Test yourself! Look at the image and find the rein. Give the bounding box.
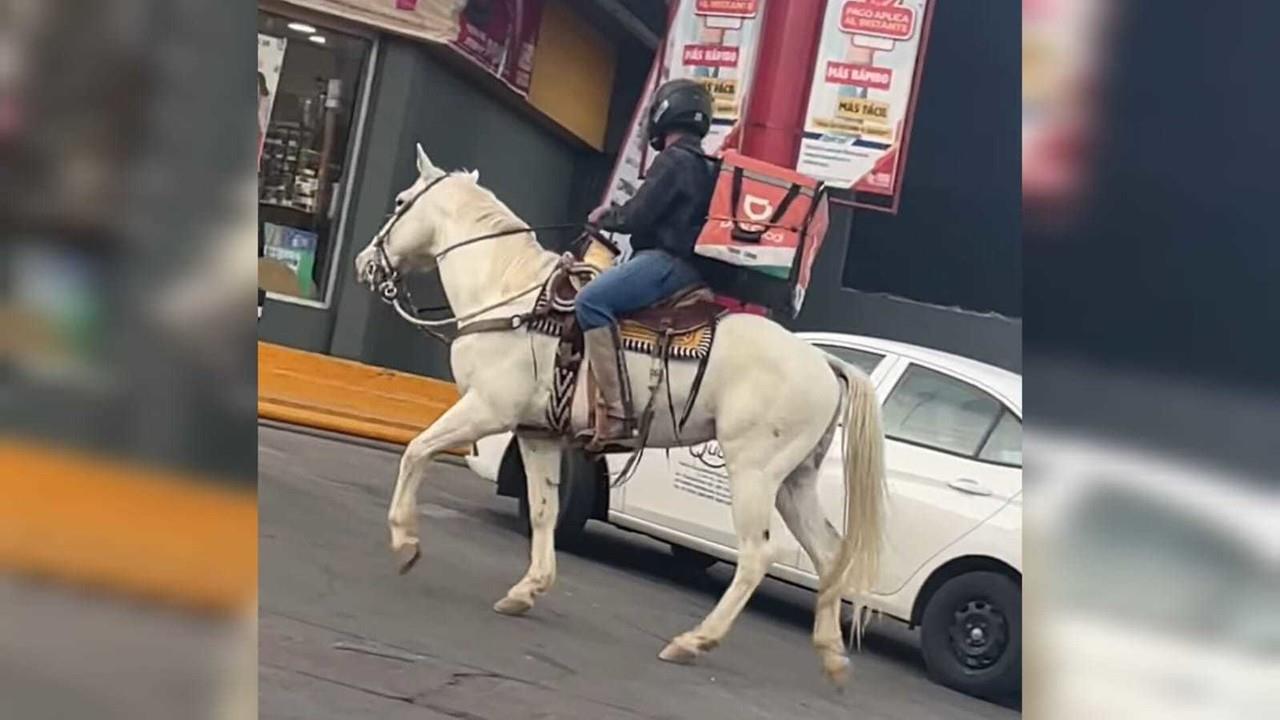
[363,172,583,343]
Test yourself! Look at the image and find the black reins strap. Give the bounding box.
[456,313,532,337]
[376,220,586,344]
[433,223,583,263]
[370,169,592,345]
[373,171,580,265]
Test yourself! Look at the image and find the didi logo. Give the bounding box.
[741,194,774,222]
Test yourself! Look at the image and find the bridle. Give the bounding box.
[361,172,582,342]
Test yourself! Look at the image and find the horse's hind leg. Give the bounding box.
[775,428,851,685]
[659,462,783,665]
[494,435,561,616]
[388,393,505,573]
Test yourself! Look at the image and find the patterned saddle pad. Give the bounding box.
[528,257,729,437]
[530,258,727,360]
[617,301,725,360]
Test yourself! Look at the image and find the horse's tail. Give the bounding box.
[820,359,887,613]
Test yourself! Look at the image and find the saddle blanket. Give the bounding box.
[528,314,716,360]
[528,255,726,438]
[566,324,716,436]
[619,321,715,360]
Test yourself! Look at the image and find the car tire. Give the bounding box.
[920,571,1021,699]
[515,447,597,545]
[669,544,717,571]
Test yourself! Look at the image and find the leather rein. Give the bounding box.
[361,172,584,344]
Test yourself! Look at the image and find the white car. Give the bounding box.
[1028,430,1279,720]
[468,332,1022,698]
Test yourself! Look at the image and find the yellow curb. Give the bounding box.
[257,342,464,452]
[0,440,256,614]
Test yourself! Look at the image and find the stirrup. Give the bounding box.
[585,436,642,454]
[580,416,638,453]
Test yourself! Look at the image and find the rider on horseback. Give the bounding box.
[579,79,717,449]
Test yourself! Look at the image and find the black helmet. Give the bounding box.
[647,79,713,151]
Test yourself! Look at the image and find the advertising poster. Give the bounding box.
[598,56,661,259]
[1022,0,1108,215]
[797,0,932,203]
[11,243,103,379]
[451,0,546,95]
[280,2,539,94]
[281,1,464,45]
[262,222,319,299]
[663,0,766,154]
[256,34,288,168]
[602,0,765,257]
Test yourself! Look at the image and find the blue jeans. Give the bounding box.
[576,250,702,330]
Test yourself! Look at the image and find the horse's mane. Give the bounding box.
[438,170,556,293]
[444,170,527,235]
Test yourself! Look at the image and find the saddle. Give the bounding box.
[529,234,728,447]
[620,285,722,358]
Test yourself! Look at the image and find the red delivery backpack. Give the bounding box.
[691,150,831,317]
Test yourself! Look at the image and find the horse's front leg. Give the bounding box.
[494,435,561,616]
[389,393,505,573]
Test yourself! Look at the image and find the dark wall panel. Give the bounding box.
[257,299,332,353]
[798,207,1021,372]
[333,39,591,381]
[841,0,1021,318]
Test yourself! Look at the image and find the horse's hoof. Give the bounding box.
[394,541,421,575]
[821,653,850,689]
[658,639,700,665]
[493,595,533,616]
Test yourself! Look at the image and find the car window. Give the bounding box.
[883,364,1002,457]
[814,344,884,375]
[1061,487,1259,639]
[979,410,1022,466]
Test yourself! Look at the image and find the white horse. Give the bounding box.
[354,145,886,684]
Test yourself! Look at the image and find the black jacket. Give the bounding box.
[596,135,715,258]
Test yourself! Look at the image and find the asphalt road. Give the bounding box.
[1,579,237,720]
[260,425,1018,720]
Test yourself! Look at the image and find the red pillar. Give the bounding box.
[740,0,827,168]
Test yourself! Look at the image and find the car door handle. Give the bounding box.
[948,478,994,496]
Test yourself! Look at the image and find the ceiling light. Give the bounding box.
[308,35,326,45]
[287,22,317,34]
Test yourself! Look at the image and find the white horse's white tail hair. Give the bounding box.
[819,360,887,624]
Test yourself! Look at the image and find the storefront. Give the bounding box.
[257,9,376,307]
[257,0,640,377]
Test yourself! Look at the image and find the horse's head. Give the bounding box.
[354,143,482,290]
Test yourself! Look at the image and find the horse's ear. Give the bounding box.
[415,143,436,176]
[467,169,479,183]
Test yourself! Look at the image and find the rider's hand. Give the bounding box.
[588,204,611,226]
[720,122,741,153]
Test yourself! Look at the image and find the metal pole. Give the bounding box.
[739,0,826,167]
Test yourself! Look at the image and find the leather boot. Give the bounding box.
[583,326,634,450]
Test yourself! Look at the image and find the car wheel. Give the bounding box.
[921,571,1021,699]
[669,544,717,571]
[515,448,597,545]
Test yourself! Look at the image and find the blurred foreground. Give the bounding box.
[1,1,256,718]
[1,580,256,720]
[1024,1,1279,718]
